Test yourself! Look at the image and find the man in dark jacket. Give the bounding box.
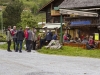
[46,29,53,44]
[16,27,24,53]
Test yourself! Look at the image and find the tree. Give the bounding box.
[3,0,24,28]
[31,4,38,14]
[39,0,49,9]
[18,10,38,28]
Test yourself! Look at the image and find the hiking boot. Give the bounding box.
[19,50,22,53]
[27,50,31,52]
[7,50,12,52]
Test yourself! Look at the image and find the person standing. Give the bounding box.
[32,28,37,50]
[16,27,24,53]
[11,26,17,51]
[45,29,53,44]
[6,26,12,52]
[24,26,29,51]
[39,32,45,49]
[27,27,32,52]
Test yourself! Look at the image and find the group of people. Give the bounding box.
[6,26,58,52]
[6,26,27,52]
[63,30,96,49]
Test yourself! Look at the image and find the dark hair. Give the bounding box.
[20,27,22,30]
[33,26,35,29]
[8,26,11,28]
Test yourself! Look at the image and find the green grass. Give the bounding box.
[0,43,11,50]
[0,42,25,50]
[38,46,100,58]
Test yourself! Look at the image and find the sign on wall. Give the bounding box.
[70,21,91,26]
[94,33,99,41]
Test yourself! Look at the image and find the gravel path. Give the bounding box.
[0,50,100,75]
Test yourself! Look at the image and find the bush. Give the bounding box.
[0,33,6,42]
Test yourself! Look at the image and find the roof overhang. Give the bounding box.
[38,22,46,25]
[79,7,100,11]
[38,0,65,12]
[59,9,98,17]
[43,23,65,29]
[38,0,54,12]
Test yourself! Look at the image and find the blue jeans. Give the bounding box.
[13,38,17,50]
[16,40,23,52]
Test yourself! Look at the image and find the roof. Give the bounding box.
[60,9,98,17]
[38,0,54,12]
[43,23,65,29]
[59,0,100,9]
[39,0,64,12]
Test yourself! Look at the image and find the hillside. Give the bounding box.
[0,0,50,9]
[0,0,50,22]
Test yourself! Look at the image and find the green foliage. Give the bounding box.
[3,0,24,28]
[0,33,6,42]
[1,0,50,28]
[38,46,100,58]
[38,0,49,9]
[31,4,38,14]
[18,10,38,28]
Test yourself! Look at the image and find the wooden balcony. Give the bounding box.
[51,10,60,16]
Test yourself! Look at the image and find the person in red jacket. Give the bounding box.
[24,26,29,50]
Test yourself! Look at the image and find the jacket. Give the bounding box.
[27,30,32,40]
[46,32,53,41]
[32,32,37,41]
[11,29,17,38]
[24,30,28,39]
[6,30,12,41]
[16,30,24,41]
[52,34,57,40]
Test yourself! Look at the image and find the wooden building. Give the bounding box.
[59,0,100,40]
[39,0,68,23]
[39,0,100,41]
